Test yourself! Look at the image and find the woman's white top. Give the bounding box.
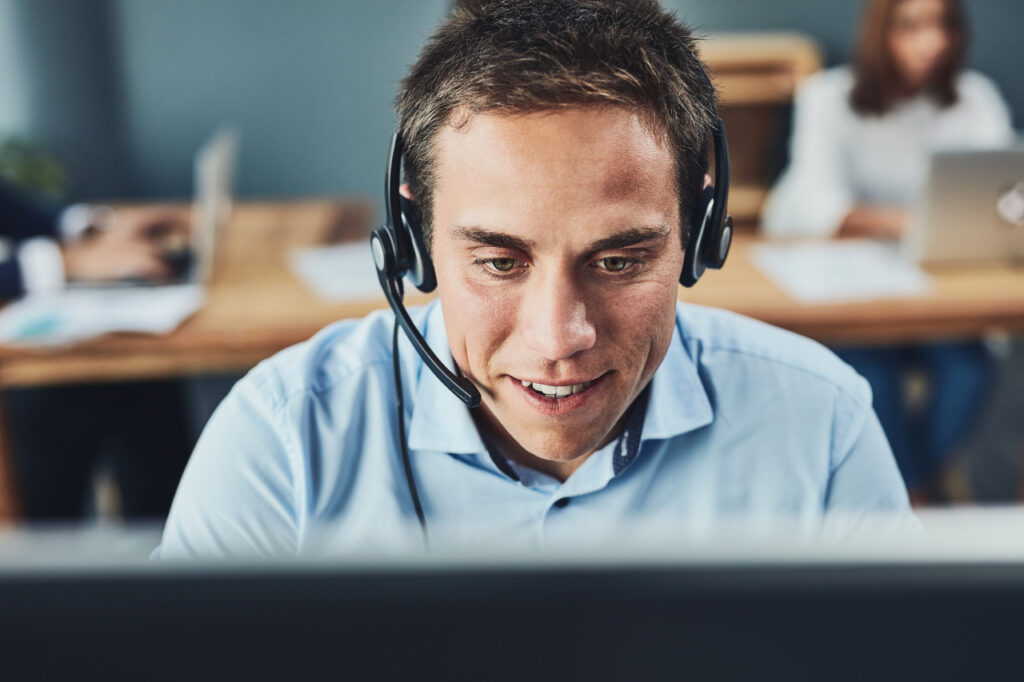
[761,67,1015,237]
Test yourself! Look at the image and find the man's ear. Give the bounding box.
[400,183,415,201]
[703,174,712,190]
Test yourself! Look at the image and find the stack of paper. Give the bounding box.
[289,242,382,302]
[750,240,932,304]
[0,284,204,347]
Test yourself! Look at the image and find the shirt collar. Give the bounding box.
[407,301,488,455]
[638,310,714,441]
[406,301,713,453]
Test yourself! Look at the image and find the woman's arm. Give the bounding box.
[837,205,909,240]
[761,71,855,238]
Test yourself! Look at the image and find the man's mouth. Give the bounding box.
[519,379,593,399]
[508,374,606,416]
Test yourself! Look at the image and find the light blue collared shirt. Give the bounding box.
[158,301,909,558]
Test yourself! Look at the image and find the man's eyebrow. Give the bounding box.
[452,226,534,251]
[586,226,670,252]
[451,225,670,253]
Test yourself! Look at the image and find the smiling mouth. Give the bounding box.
[519,378,594,399]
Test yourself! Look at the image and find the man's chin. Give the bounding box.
[506,429,603,463]
[476,392,620,462]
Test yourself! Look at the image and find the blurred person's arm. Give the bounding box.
[60,205,191,284]
[0,179,63,296]
[1,179,189,297]
[831,73,1016,242]
[836,205,908,240]
[761,70,855,238]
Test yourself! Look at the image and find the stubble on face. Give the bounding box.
[428,107,684,480]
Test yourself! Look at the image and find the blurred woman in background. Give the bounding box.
[763,0,1014,500]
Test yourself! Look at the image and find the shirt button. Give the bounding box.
[553,497,570,509]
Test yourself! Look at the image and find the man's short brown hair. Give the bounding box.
[397,0,718,251]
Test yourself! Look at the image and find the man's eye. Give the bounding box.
[487,258,517,272]
[597,257,632,272]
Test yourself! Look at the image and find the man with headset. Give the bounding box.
[159,0,909,557]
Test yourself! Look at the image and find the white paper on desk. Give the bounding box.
[750,240,932,304]
[0,284,204,347]
[289,242,381,302]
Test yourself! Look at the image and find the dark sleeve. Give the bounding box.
[0,179,62,240]
[0,179,63,299]
[0,259,26,299]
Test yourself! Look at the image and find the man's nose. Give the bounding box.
[519,267,597,361]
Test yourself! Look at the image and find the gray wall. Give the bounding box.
[1,0,125,198]
[0,0,29,134]
[3,0,1021,207]
[110,0,449,203]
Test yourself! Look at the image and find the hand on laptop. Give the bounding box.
[838,206,909,240]
[61,205,193,283]
[109,205,192,244]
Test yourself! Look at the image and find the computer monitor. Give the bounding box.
[1,554,1022,679]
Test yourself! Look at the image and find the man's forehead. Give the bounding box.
[433,109,674,197]
[429,107,679,251]
[435,107,669,162]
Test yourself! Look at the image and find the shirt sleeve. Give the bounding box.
[157,365,301,560]
[0,181,66,297]
[824,378,911,514]
[0,179,62,240]
[0,201,116,297]
[15,237,65,295]
[761,72,855,238]
[957,72,1015,148]
[816,376,918,543]
[58,203,114,242]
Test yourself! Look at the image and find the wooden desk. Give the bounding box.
[2,200,1024,519]
[0,200,388,388]
[683,236,1024,345]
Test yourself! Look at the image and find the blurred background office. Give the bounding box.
[0,0,1021,521]
[762,0,1014,503]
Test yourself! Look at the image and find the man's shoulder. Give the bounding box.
[244,305,414,408]
[676,302,868,402]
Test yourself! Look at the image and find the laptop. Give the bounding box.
[904,147,1024,266]
[68,128,238,288]
[188,127,238,284]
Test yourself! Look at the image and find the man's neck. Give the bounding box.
[470,408,628,484]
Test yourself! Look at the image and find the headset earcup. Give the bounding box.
[680,186,715,287]
[704,214,733,270]
[400,195,437,293]
[371,227,397,278]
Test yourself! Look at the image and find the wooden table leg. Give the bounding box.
[0,390,22,522]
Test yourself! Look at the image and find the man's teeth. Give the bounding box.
[520,379,591,398]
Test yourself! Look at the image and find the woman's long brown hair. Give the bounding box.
[850,0,967,115]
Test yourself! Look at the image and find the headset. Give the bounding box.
[371,133,482,409]
[370,121,732,396]
[369,54,734,539]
